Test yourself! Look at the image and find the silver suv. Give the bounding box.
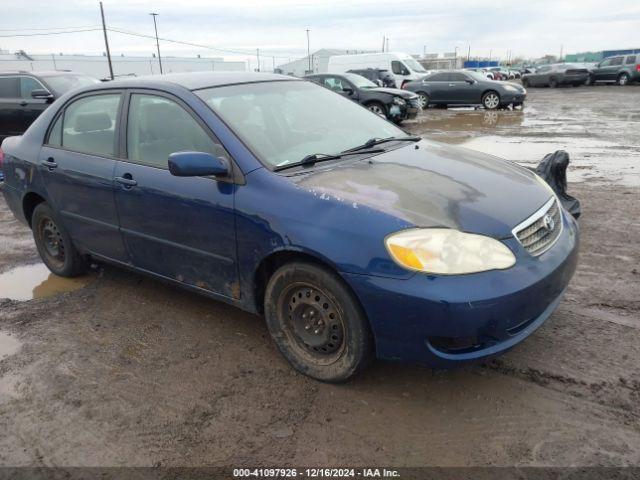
[587,54,640,86]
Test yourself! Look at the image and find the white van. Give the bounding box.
[327,52,428,88]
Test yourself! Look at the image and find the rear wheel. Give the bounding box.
[366,101,387,118]
[482,91,500,110]
[416,91,430,109]
[522,78,529,88]
[618,73,630,86]
[264,262,374,382]
[549,78,558,88]
[32,203,86,277]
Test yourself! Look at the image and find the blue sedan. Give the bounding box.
[0,72,579,381]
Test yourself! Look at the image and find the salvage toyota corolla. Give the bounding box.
[0,72,579,382]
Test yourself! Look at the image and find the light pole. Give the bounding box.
[149,13,163,74]
[306,29,311,72]
[99,2,114,80]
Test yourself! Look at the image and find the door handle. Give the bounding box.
[20,101,28,107]
[114,175,137,188]
[40,157,58,170]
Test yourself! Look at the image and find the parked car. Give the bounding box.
[487,67,513,80]
[0,72,579,382]
[306,72,419,123]
[0,71,100,143]
[404,70,526,109]
[346,68,396,88]
[586,54,640,86]
[521,64,590,88]
[328,52,428,88]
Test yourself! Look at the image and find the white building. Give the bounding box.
[0,51,246,79]
[276,49,376,77]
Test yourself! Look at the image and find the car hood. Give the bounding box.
[291,140,552,238]
[369,87,417,98]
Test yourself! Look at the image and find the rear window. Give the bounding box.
[426,73,449,81]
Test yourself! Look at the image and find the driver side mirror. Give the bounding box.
[342,87,354,95]
[168,151,229,177]
[465,79,475,85]
[31,89,54,101]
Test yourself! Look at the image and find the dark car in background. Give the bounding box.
[586,54,640,86]
[346,68,396,88]
[404,70,526,110]
[0,71,100,143]
[521,64,590,88]
[306,73,419,123]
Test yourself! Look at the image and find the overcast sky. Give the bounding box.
[2,0,639,66]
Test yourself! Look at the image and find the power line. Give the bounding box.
[0,25,100,32]
[0,28,102,37]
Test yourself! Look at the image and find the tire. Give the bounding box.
[482,91,500,110]
[522,78,529,88]
[549,78,558,88]
[264,261,374,382]
[366,101,387,118]
[618,73,630,86]
[32,203,87,277]
[416,91,430,109]
[585,75,594,86]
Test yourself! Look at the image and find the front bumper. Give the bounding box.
[342,208,579,368]
[502,92,526,105]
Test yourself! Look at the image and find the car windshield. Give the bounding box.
[342,73,377,89]
[196,80,405,169]
[39,74,100,96]
[404,59,426,73]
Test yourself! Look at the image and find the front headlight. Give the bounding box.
[393,96,406,106]
[385,228,516,275]
[503,84,520,92]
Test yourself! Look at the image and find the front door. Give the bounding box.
[447,72,478,104]
[113,92,238,298]
[38,91,128,261]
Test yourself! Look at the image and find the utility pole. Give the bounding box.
[306,29,311,72]
[386,37,389,52]
[99,2,114,80]
[467,45,471,61]
[453,46,458,69]
[559,44,563,61]
[489,49,492,63]
[256,48,260,71]
[150,13,163,74]
[51,53,57,71]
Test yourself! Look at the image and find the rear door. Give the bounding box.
[38,91,128,261]
[593,57,620,81]
[113,91,238,298]
[421,72,450,102]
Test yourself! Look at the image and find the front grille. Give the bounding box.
[513,197,562,256]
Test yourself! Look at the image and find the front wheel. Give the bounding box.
[366,102,387,118]
[549,78,558,88]
[264,262,374,382]
[32,203,87,277]
[522,78,529,88]
[618,73,630,86]
[585,75,594,86]
[482,91,500,110]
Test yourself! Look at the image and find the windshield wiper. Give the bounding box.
[273,148,384,172]
[342,135,421,153]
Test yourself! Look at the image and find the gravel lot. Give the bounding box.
[0,85,639,467]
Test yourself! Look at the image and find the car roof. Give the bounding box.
[107,71,298,91]
[0,70,84,77]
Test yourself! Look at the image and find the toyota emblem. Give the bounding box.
[543,214,555,232]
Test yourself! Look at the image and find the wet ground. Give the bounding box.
[0,85,639,467]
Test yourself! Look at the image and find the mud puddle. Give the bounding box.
[0,263,92,301]
[0,332,21,359]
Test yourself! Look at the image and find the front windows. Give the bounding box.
[196,81,404,169]
[19,77,47,99]
[126,94,227,169]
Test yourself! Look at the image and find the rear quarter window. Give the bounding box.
[0,77,19,98]
[626,55,637,64]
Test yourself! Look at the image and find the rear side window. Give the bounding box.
[426,73,449,81]
[0,77,19,98]
[626,55,637,64]
[61,94,121,157]
[126,94,227,169]
[19,77,47,99]
[449,73,469,82]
